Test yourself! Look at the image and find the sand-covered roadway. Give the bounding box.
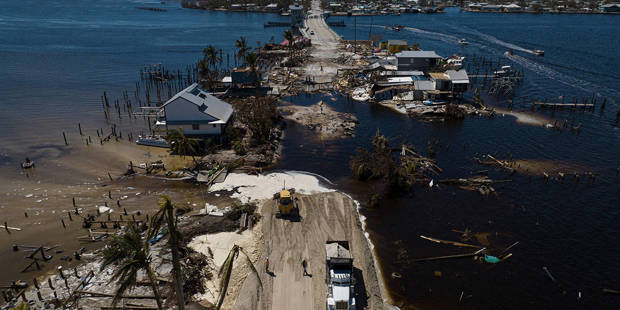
[300,0,345,84]
[232,191,385,310]
[203,172,388,310]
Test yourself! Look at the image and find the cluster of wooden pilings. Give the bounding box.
[463,54,619,119]
[463,54,524,95]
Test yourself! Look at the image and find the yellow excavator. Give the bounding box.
[274,188,300,218]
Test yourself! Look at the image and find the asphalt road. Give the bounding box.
[303,0,341,47]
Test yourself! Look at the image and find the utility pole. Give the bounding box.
[354,0,357,53]
[369,15,373,40]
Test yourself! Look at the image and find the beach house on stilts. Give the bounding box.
[158,83,233,144]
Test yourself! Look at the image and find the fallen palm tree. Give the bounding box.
[475,154,517,175]
[351,130,441,195]
[439,175,511,196]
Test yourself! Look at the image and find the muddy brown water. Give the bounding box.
[0,141,211,286]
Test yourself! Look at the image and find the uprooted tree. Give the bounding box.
[350,130,442,196]
[233,96,279,144]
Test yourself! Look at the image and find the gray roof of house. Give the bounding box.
[396,50,443,59]
[289,4,303,10]
[414,80,435,91]
[388,40,408,46]
[162,83,233,123]
[446,69,470,82]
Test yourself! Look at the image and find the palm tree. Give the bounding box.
[197,59,210,89]
[165,129,202,157]
[149,196,185,310]
[235,36,249,65]
[101,225,164,310]
[283,30,294,55]
[199,45,221,89]
[244,52,261,87]
[216,245,262,309]
[203,45,221,70]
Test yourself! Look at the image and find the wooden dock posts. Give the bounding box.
[63,131,68,145]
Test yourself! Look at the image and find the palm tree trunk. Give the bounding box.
[147,265,164,310]
[167,207,185,310]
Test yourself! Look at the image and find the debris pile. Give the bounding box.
[439,175,512,196]
[280,100,358,139]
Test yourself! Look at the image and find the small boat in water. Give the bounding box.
[533,49,544,56]
[446,55,465,69]
[458,38,468,45]
[21,158,34,169]
[136,135,170,148]
[494,65,514,77]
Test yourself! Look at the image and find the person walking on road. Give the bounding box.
[265,256,270,273]
[302,259,309,276]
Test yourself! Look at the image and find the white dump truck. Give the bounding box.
[326,241,356,310]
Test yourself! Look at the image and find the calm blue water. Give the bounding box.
[0,0,288,152]
[1,2,619,309]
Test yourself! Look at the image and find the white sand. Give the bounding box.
[209,172,334,204]
[188,231,253,270]
[188,228,262,309]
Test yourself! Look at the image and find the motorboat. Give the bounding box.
[446,55,465,69]
[136,135,170,148]
[458,38,468,45]
[533,49,544,56]
[494,65,514,77]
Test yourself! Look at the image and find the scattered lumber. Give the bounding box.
[419,235,482,249]
[414,248,486,262]
[100,306,157,310]
[77,291,156,299]
[500,241,519,256]
[439,175,511,195]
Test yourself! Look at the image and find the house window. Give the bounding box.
[192,124,200,130]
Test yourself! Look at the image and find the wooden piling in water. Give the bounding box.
[63,132,68,145]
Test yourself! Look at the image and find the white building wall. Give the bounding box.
[167,123,222,136]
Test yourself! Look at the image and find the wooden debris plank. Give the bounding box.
[420,235,482,249]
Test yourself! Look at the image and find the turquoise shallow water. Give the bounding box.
[1,2,619,309]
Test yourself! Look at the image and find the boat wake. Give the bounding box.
[460,27,536,55]
[505,53,619,104]
[358,24,460,45]
[401,26,461,45]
